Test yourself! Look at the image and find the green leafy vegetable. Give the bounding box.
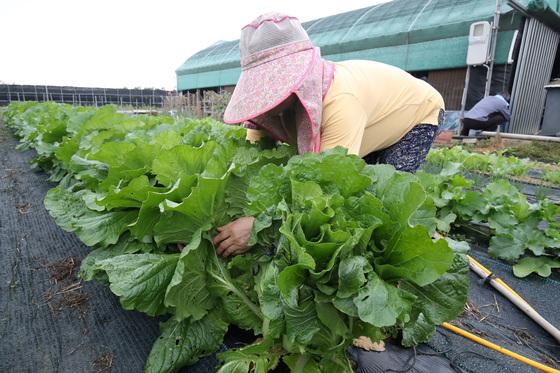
[3,102,472,373]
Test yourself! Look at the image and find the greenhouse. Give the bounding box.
[177,0,560,134]
[177,0,519,89]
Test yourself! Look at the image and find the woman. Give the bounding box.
[212,13,445,258]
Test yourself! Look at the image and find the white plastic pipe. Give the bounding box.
[481,131,560,142]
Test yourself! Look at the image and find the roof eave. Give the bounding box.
[508,0,560,31]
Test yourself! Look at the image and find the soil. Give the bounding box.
[506,141,560,164]
[92,353,113,373]
[461,138,560,164]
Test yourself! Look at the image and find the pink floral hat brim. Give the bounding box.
[223,42,315,124]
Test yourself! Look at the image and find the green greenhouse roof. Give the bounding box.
[176,0,560,91]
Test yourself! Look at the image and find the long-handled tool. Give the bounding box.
[441,322,560,373]
[467,255,560,343]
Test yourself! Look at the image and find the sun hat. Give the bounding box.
[224,13,335,153]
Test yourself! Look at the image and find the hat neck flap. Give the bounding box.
[247,48,335,154]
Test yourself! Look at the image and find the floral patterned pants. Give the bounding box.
[362,110,443,173]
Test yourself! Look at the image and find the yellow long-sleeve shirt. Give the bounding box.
[246,60,444,157]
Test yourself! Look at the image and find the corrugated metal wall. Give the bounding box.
[510,18,560,134]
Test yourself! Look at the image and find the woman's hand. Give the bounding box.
[212,216,255,258]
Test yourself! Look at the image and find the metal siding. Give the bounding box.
[510,18,560,134]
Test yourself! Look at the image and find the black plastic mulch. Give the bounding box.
[1,121,559,373]
[0,122,163,373]
[428,245,560,372]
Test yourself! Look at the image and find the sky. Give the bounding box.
[0,0,386,90]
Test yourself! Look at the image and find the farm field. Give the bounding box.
[1,102,559,373]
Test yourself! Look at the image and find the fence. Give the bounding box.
[164,90,232,120]
[0,84,172,108]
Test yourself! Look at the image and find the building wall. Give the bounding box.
[427,69,467,111]
[190,66,512,115]
[426,64,513,111]
[194,73,469,112]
